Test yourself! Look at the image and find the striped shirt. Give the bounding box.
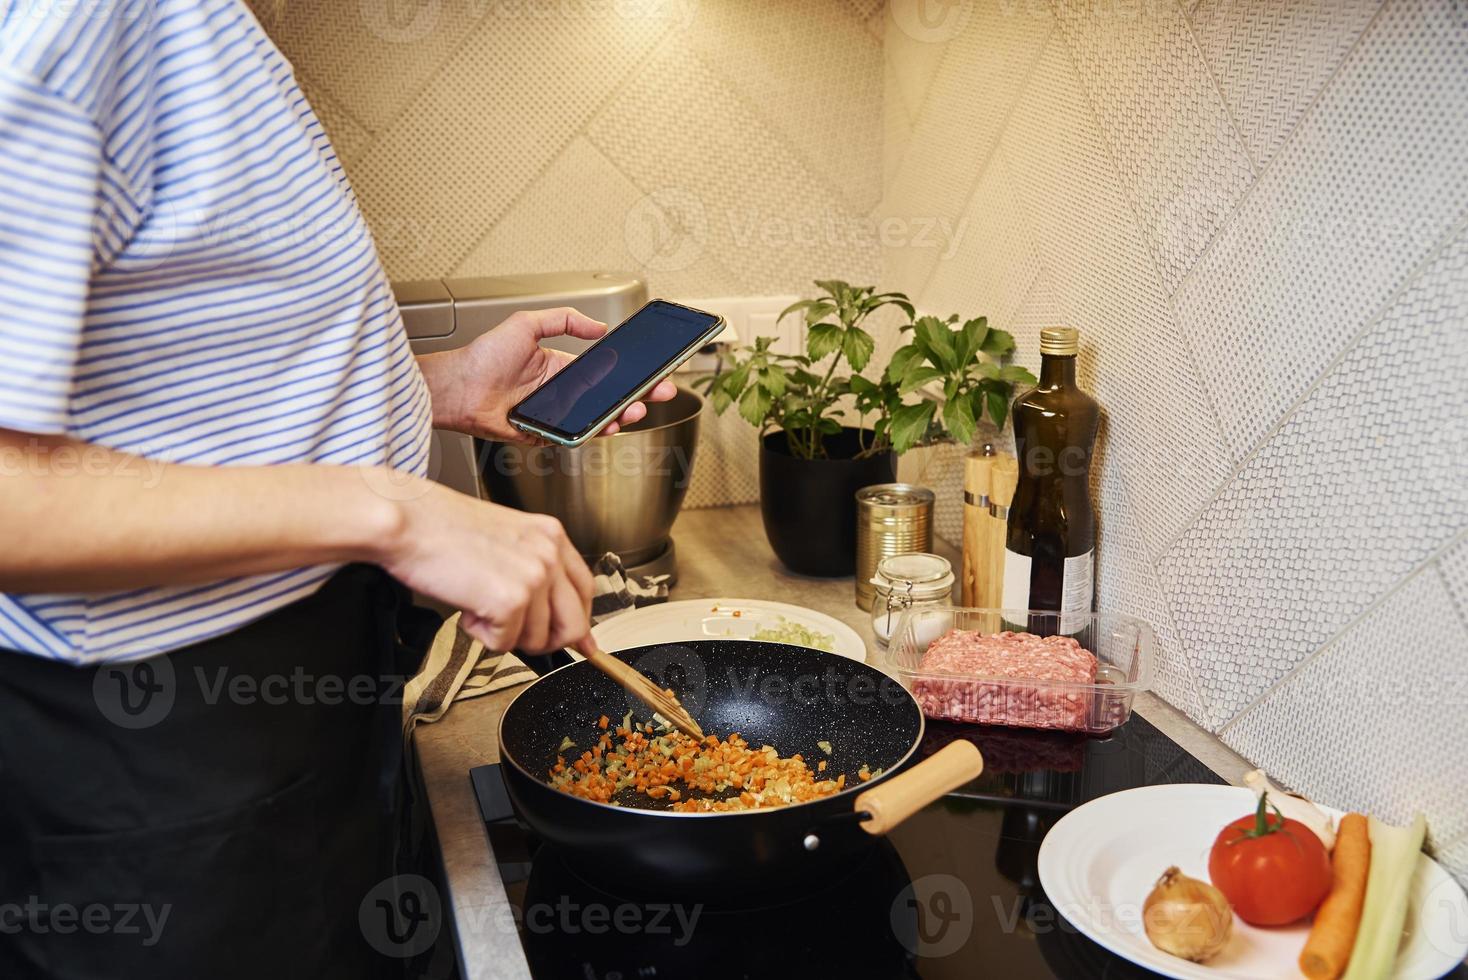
[0,0,432,664]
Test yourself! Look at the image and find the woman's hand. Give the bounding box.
[417,306,678,444]
[377,478,593,652]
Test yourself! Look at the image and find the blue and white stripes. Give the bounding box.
[0,0,432,664]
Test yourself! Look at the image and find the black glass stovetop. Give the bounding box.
[467,713,1250,979]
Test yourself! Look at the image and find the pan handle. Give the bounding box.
[854,741,984,836]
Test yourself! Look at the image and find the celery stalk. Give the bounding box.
[1341,812,1427,980]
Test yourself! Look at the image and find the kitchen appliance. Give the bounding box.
[480,387,702,577]
[471,711,1252,978]
[855,482,935,611]
[397,272,702,581]
[494,640,983,897]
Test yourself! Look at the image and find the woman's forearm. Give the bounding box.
[0,429,406,592]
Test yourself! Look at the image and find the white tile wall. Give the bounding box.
[258,0,1468,873]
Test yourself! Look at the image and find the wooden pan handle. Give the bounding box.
[854,741,984,836]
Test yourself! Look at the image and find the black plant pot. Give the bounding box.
[759,428,897,577]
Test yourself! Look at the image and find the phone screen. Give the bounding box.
[511,300,720,439]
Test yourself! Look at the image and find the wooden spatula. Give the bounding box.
[575,638,705,740]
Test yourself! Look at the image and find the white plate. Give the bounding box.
[589,598,867,662]
[1038,784,1468,980]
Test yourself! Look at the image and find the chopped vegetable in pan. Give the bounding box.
[547,719,867,812]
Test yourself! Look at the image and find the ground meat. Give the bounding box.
[911,629,1098,731]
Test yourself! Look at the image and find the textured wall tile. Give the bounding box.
[1050,0,1256,293]
[246,0,489,132]
[1221,570,1468,854]
[687,0,883,213]
[683,394,761,510]
[587,42,882,297]
[1172,0,1468,462]
[348,9,673,279]
[1438,835,1468,890]
[1001,42,1234,561]
[1162,230,1468,725]
[295,76,373,163]
[920,152,1043,331]
[880,1,1052,298]
[1191,0,1383,170]
[451,137,741,299]
[1097,475,1210,725]
[1439,536,1468,625]
[882,0,964,121]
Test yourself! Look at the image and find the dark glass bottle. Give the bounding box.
[1002,327,1100,633]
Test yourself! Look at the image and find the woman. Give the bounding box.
[0,1,673,976]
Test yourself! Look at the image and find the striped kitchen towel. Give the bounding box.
[402,553,670,734]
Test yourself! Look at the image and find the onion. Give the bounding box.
[1143,866,1233,963]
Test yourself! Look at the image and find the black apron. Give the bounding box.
[0,565,437,980]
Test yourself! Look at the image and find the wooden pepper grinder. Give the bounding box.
[961,450,994,607]
[986,453,1020,629]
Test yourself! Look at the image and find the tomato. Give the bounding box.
[1207,795,1331,926]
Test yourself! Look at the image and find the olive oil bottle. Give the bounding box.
[1002,327,1100,633]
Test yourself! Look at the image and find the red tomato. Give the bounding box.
[1208,796,1331,926]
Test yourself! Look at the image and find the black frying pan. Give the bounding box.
[498,640,983,896]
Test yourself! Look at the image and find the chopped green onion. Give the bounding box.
[557,736,575,752]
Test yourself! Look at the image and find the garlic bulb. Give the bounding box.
[1143,867,1233,963]
[1244,769,1335,852]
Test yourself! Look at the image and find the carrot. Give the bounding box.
[597,714,609,730]
[1300,813,1372,980]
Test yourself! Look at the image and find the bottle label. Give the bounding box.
[1001,549,1032,613]
[1061,550,1094,635]
[1000,548,1094,635]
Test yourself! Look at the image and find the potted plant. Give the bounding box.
[699,280,1034,576]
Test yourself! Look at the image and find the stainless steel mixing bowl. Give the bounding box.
[478,387,703,565]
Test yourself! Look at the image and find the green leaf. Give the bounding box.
[807,322,843,362]
[816,416,843,435]
[898,364,943,394]
[889,401,936,454]
[738,384,772,426]
[886,343,922,383]
[777,299,822,324]
[848,374,878,396]
[943,391,978,447]
[812,279,849,301]
[914,317,957,372]
[998,364,1036,385]
[710,386,732,414]
[986,389,1009,429]
[759,365,787,397]
[956,317,988,367]
[842,327,875,372]
[980,327,1016,357]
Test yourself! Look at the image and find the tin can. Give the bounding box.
[854,483,935,611]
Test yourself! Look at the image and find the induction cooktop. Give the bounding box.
[465,714,1273,979]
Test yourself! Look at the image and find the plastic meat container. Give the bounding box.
[880,607,1155,734]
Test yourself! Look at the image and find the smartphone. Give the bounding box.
[508,299,725,447]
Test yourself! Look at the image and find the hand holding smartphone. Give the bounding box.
[509,299,724,447]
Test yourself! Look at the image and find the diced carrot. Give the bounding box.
[597,715,609,730]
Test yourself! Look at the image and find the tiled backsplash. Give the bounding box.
[254,0,1467,875]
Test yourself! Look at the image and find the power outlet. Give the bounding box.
[675,295,801,372]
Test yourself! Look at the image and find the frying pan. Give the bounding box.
[498,640,984,896]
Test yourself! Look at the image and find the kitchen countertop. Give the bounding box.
[411,504,1256,979]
